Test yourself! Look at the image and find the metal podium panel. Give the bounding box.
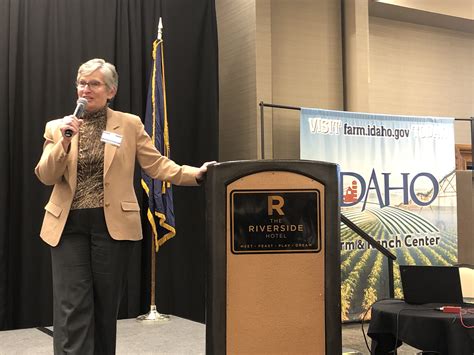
[230,189,321,254]
[226,171,326,354]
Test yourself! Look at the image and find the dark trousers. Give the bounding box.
[51,208,134,355]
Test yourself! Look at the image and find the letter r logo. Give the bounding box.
[268,195,285,215]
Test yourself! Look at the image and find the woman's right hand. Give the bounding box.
[60,115,83,151]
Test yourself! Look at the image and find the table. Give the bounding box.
[367,299,474,355]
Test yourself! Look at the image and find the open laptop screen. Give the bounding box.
[399,265,464,305]
[459,266,474,304]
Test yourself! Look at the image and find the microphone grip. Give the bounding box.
[65,99,86,138]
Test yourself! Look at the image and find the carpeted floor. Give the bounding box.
[0,317,421,354]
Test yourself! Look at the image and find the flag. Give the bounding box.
[141,35,175,252]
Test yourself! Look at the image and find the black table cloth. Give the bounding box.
[368,299,474,355]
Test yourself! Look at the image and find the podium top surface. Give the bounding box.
[212,159,339,168]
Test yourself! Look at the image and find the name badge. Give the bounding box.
[101,131,122,147]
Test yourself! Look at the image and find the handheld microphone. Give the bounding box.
[64,98,88,137]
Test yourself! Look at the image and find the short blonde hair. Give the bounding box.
[77,58,118,91]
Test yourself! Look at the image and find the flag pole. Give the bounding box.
[136,17,169,322]
[136,232,169,321]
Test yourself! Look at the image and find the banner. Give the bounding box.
[300,108,457,321]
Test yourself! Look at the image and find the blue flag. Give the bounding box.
[141,38,175,251]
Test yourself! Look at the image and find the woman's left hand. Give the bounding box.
[196,161,217,183]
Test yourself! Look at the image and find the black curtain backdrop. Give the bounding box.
[0,0,218,330]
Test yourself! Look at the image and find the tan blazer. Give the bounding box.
[35,108,199,247]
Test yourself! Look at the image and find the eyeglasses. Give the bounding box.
[76,80,106,90]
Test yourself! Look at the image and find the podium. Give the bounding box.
[205,160,341,354]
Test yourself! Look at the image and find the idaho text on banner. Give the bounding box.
[141,38,175,251]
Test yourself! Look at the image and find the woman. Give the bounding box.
[35,58,213,354]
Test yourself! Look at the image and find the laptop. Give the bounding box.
[399,265,464,305]
[459,265,474,304]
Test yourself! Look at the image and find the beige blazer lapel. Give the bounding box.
[104,108,123,177]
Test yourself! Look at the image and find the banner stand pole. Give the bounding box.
[470,117,473,169]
